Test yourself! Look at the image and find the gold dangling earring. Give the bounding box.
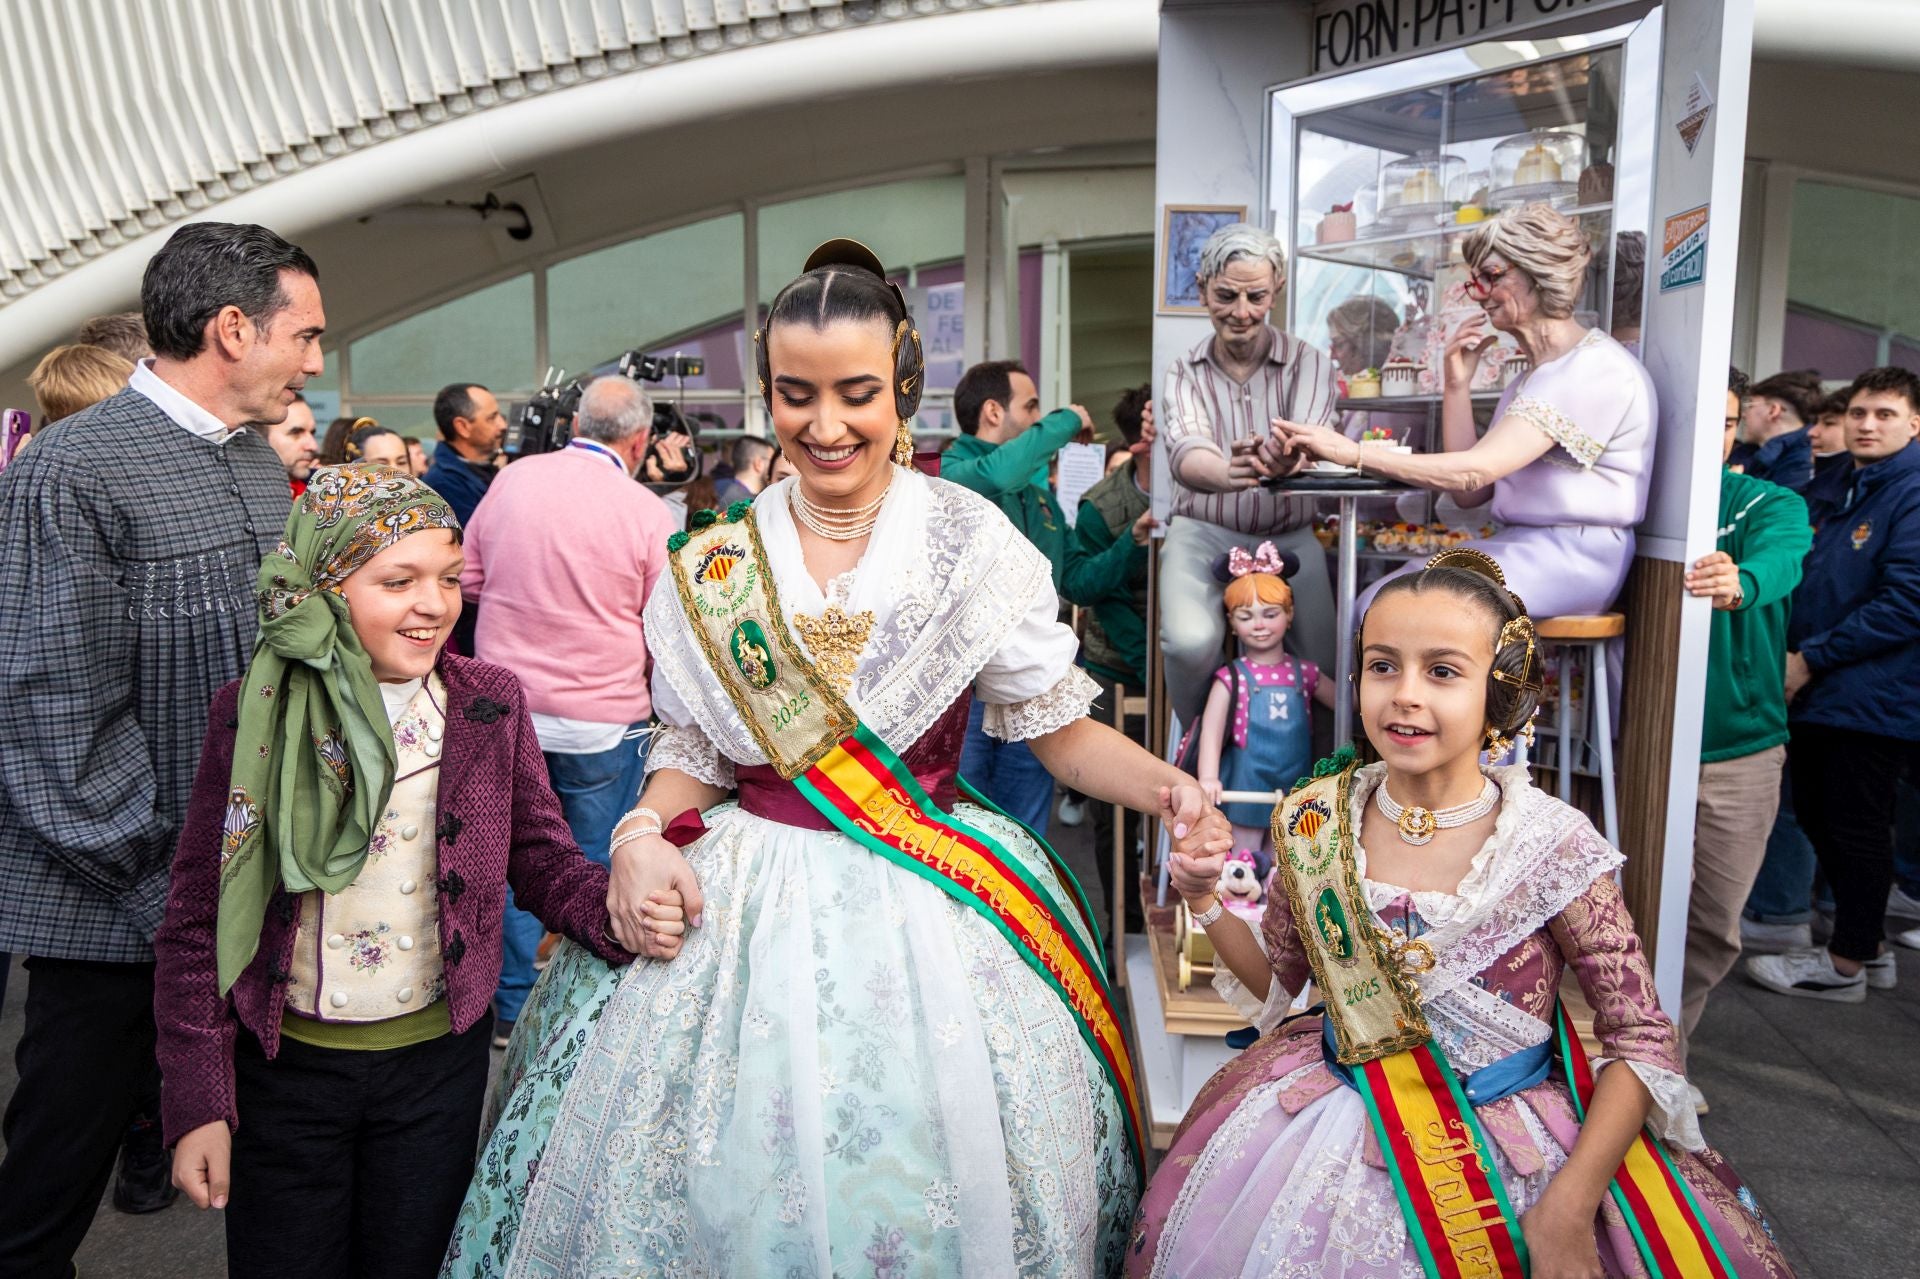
[1484,724,1515,758]
[892,419,915,467]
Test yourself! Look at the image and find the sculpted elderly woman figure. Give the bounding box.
[1274,203,1656,622]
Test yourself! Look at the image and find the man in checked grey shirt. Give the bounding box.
[0,223,321,1277]
[1157,223,1339,724]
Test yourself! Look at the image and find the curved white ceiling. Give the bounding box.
[0,0,1157,372]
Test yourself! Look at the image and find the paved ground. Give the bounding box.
[3,825,1914,1276]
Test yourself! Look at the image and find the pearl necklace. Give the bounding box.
[1375,777,1499,846]
[790,480,889,541]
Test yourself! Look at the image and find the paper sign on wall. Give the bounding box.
[1660,206,1709,293]
[1054,443,1108,528]
[1675,72,1715,156]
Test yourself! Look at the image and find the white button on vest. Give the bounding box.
[329,990,349,1008]
[400,823,419,841]
[398,935,414,951]
[424,741,441,759]
[427,722,444,742]
[400,880,417,894]
[326,933,345,949]
[396,987,414,1004]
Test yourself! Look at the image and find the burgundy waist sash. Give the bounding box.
[736,758,960,830]
[732,691,975,830]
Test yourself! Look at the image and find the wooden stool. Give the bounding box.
[1536,613,1626,848]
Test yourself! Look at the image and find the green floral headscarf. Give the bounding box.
[217,464,460,993]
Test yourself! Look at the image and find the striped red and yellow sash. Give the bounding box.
[1555,1004,1737,1279]
[1354,1043,1529,1278]
[795,723,1146,1174]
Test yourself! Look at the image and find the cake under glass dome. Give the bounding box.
[1489,129,1588,209]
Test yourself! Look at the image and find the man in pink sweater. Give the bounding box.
[460,376,679,1040]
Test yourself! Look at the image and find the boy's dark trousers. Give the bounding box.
[226,1016,491,1279]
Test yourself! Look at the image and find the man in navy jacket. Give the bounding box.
[1749,366,1920,1004]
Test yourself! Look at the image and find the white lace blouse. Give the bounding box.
[644,469,1097,789]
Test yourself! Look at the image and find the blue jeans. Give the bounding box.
[494,723,652,1025]
[959,699,1054,840]
[1744,768,1830,922]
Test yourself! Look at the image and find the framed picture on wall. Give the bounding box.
[1157,204,1247,313]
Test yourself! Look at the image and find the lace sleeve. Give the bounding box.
[1548,871,1704,1150]
[644,722,735,791]
[981,666,1099,742]
[1508,396,1605,469]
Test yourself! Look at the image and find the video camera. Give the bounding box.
[504,350,707,460]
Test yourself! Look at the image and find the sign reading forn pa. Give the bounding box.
[1311,0,1631,74]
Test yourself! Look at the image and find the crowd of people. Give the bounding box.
[0,203,1908,1278]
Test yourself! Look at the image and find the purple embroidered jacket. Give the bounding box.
[153,651,634,1146]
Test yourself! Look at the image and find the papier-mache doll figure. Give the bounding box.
[1194,541,1338,863]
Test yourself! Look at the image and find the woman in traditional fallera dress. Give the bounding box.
[441,240,1224,1278]
[1132,552,1796,1279]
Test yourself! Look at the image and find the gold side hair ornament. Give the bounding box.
[1490,615,1543,694]
[1422,548,1542,693]
[341,416,382,461]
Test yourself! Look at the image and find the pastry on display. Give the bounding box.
[1317,202,1357,244]
[1578,161,1615,204]
[1401,169,1443,205]
[1346,368,1381,399]
[1380,357,1421,398]
[1378,152,1465,222]
[1513,144,1562,186]
[1455,205,1487,224]
[1489,130,1587,207]
[1501,353,1533,388]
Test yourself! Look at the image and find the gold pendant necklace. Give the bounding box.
[1374,778,1498,847]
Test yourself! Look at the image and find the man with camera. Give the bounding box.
[459,376,679,1043]
[423,381,508,526]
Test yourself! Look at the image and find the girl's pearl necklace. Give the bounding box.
[791,479,889,541]
[1375,777,1499,846]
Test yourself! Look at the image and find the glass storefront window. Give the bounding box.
[349,274,535,397]
[547,214,747,390]
[756,176,966,304]
[1785,181,1920,378]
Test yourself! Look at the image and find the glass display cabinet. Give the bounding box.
[1263,9,1662,772]
[1268,12,1659,423]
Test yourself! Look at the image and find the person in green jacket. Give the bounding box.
[945,360,1093,840]
[1063,384,1156,690]
[1676,375,1811,1084]
[1059,386,1158,912]
[944,360,1092,590]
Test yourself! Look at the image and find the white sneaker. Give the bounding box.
[1687,1082,1709,1116]
[1739,917,1811,954]
[1895,926,1920,951]
[1889,883,1920,921]
[1864,951,1898,990]
[1745,948,1867,1003]
[1057,796,1086,827]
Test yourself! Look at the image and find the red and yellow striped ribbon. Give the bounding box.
[1356,1043,1528,1279]
[1555,1004,1737,1279]
[795,724,1145,1172]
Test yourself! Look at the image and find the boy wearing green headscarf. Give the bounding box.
[152,465,672,1278]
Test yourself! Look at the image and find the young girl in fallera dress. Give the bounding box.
[1135,551,1796,1278]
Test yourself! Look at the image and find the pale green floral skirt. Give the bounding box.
[440,802,1138,1278]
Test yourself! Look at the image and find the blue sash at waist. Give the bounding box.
[1318,1012,1554,1106]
